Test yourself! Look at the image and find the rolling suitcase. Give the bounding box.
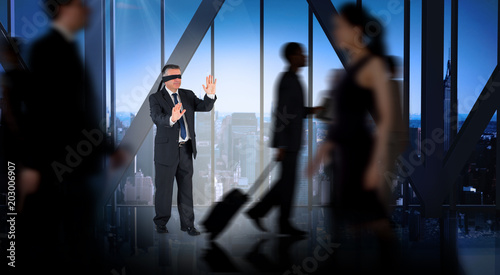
[201,162,276,240]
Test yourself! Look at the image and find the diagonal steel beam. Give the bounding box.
[100,0,226,207]
[400,66,500,217]
[306,0,348,67]
[443,65,500,197]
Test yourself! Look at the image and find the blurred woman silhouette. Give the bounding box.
[308,3,400,273]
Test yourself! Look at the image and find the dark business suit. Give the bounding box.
[249,69,313,228]
[17,28,104,272]
[149,87,216,229]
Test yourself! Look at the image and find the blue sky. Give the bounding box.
[1,0,497,120]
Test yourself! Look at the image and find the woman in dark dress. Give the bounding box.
[308,4,399,273]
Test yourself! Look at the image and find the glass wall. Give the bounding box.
[455,0,497,206]
[0,0,7,29]
[164,0,202,60]
[183,30,212,205]
[2,0,496,212]
[214,0,261,202]
[114,0,161,141]
[457,0,497,124]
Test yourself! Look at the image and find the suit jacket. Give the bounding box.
[24,28,103,182]
[149,87,216,166]
[271,70,313,152]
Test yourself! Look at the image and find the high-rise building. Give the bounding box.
[443,58,452,151]
[231,113,258,186]
[193,112,212,205]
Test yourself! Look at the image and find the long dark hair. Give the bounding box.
[338,3,386,57]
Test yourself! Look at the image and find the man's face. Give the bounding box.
[62,0,89,31]
[165,68,182,91]
[291,47,307,68]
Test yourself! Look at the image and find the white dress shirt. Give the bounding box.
[166,88,215,142]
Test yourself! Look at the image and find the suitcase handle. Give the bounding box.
[247,161,277,196]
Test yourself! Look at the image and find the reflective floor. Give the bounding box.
[97,206,499,275]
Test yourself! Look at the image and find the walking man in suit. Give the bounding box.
[246,42,320,236]
[16,0,110,272]
[150,64,217,236]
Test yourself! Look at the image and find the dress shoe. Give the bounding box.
[182,226,201,236]
[156,225,168,233]
[279,225,307,236]
[245,211,268,232]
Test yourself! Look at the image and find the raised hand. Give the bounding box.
[171,103,186,122]
[202,75,217,94]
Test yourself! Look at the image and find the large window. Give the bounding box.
[0,0,7,29]
[183,30,212,206]
[214,0,261,201]
[164,0,202,61]
[114,0,161,142]
[455,0,497,206]
[457,0,497,122]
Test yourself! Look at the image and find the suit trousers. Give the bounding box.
[153,140,195,229]
[249,151,299,227]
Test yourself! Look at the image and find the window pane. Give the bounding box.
[0,0,7,29]
[214,0,260,202]
[457,0,497,128]
[409,0,422,151]
[13,0,51,60]
[114,0,161,142]
[182,29,212,206]
[164,0,202,60]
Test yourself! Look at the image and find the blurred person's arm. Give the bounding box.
[304,106,325,116]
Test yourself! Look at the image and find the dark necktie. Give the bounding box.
[172,93,187,139]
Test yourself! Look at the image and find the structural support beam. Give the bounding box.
[259,0,265,197]
[7,0,14,36]
[110,0,116,146]
[399,0,499,220]
[402,0,411,226]
[419,0,445,217]
[100,0,226,207]
[450,0,458,146]
[210,22,215,203]
[306,0,348,67]
[308,6,313,211]
[444,66,500,199]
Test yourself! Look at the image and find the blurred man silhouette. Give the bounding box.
[0,37,27,171]
[15,0,107,273]
[246,42,320,236]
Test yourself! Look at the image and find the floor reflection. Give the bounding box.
[99,206,496,275]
